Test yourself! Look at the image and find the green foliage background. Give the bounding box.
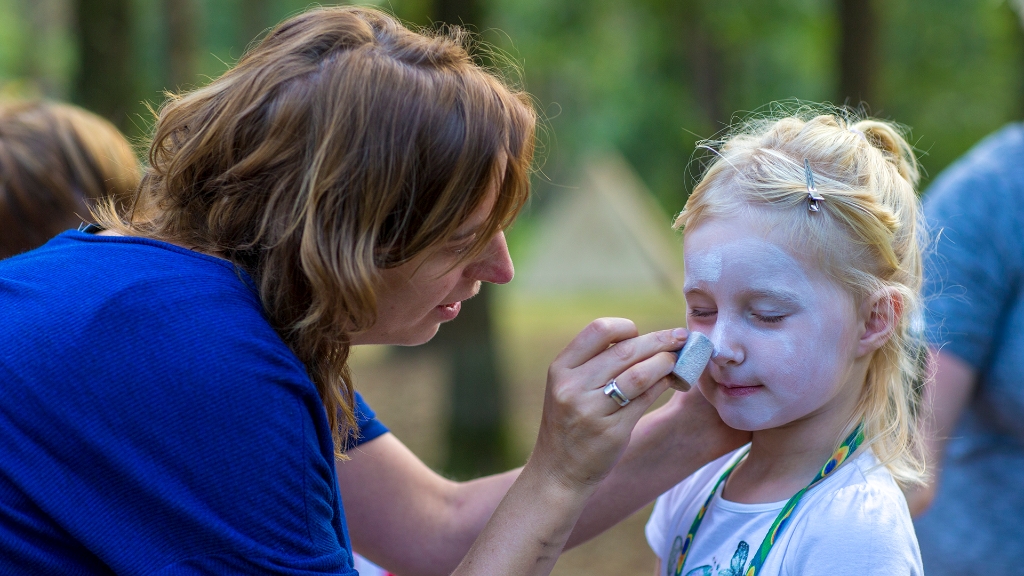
[0,0,1021,210]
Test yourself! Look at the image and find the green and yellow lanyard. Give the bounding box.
[670,423,866,576]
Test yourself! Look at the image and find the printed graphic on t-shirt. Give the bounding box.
[668,536,749,576]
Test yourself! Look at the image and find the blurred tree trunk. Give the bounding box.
[238,0,272,54]
[837,0,877,107]
[431,284,510,478]
[1012,1,1024,119]
[73,0,133,130]
[162,0,199,91]
[23,0,72,98]
[428,0,513,480]
[674,0,726,129]
[435,0,481,29]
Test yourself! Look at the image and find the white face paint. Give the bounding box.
[685,251,722,284]
[683,213,864,432]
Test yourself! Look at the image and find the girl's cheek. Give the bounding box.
[686,317,714,332]
[697,372,720,402]
[765,330,799,361]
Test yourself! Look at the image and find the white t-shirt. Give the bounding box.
[646,446,923,576]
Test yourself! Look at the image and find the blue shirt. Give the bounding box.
[0,231,388,575]
[915,123,1024,575]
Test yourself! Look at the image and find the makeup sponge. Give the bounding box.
[670,332,714,391]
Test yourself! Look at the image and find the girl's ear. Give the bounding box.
[857,287,902,357]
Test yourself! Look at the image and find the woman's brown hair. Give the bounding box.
[0,101,139,258]
[94,6,536,452]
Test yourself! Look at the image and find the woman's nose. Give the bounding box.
[709,318,744,366]
[465,231,514,285]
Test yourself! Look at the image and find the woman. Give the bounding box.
[0,7,742,575]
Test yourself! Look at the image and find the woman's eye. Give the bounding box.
[689,309,716,319]
[450,238,476,255]
[753,313,785,324]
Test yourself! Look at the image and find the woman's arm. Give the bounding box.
[340,323,745,575]
[339,387,741,575]
[450,319,682,575]
[339,433,519,574]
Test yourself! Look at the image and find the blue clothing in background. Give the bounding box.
[0,231,388,575]
[916,124,1024,575]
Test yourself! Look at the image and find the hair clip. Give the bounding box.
[804,159,824,212]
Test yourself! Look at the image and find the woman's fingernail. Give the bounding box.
[672,328,689,340]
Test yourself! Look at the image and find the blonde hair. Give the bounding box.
[0,100,139,258]
[676,109,926,485]
[94,6,536,453]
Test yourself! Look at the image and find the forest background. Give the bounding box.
[1,0,1021,573]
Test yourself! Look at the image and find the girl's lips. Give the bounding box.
[717,381,762,397]
[436,301,462,320]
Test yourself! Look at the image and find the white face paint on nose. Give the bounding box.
[709,313,743,365]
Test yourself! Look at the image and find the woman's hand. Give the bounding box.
[342,322,744,576]
[656,382,751,464]
[566,385,750,548]
[453,319,688,576]
[530,318,690,490]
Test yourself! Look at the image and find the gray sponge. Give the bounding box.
[670,332,714,391]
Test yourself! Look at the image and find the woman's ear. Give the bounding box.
[857,287,902,357]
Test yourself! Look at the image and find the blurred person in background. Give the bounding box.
[909,122,1024,574]
[0,100,139,258]
[0,7,743,576]
[908,5,1024,570]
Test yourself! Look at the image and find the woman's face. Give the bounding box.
[683,212,866,432]
[351,187,513,346]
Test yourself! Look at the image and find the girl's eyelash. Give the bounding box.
[690,309,784,323]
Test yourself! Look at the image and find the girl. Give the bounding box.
[647,112,926,575]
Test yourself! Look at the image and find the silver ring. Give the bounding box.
[603,379,630,407]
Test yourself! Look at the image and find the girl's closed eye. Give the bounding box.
[752,312,786,324]
[689,308,717,319]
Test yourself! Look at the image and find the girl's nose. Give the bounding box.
[709,319,744,366]
[464,231,514,285]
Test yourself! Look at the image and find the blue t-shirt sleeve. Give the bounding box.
[351,391,389,447]
[922,126,1024,369]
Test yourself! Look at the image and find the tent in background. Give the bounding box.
[514,151,686,297]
